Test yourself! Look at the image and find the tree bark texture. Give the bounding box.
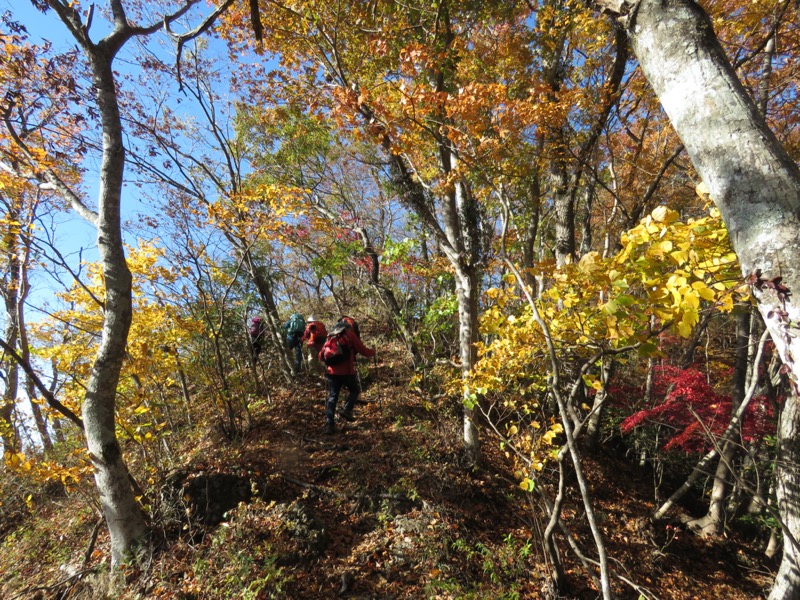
[0,203,21,453]
[600,1,800,596]
[454,264,481,465]
[83,51,149,567]
[618,0,800,385]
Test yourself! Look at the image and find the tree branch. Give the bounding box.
[0,337,83,430]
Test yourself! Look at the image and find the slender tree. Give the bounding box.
[8,0,234,567]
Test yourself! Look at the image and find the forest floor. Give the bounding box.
[0,348,778,599]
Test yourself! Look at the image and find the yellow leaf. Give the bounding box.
[697,286,715,301]
[669,249,689,264]
[718,294,734,312]
[652,206,680,224]
[648,287,669,302]
[683,290,700,309]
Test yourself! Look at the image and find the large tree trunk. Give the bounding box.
[39,0,179,565]
[552,164,576,268]
[441,141,483,464]
[83,52,148,567]
[595,1,800,597]
[773,395,800,599]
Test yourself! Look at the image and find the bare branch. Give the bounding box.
[163,0,236,91]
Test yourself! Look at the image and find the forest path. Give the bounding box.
[166,349,771,598]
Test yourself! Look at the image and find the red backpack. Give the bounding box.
[338,316,360,338]
[306,321,328,345]
[321,326,351,366]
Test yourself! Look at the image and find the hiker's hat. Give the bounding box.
[307,315,316,322]
[332,323,347,335]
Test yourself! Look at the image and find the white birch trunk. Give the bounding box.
[454,265,481,465]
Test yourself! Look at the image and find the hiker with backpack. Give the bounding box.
[338,315,361,338]
[282,312,306,374]
[301,316,327,374]
[319,320,375,435]
[337,315,371,382]
[248,316,267,361]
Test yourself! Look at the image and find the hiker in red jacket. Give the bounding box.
[319,321,375,434]
[301,316,327,374]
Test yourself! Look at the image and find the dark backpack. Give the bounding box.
[321,330,350,366]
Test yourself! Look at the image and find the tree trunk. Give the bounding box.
[773,396,800,599]
[689,305,750,535]
[243,250,294,380]
[0,199,21,453]
[38,0,180,564]
[553,168,576,268]
[579,182,595,257]
[1,305,19,454]
[521,178,541,293]
[454,264,481,465]
[17,223,52,450]
[597,2,800,595]
[82,52,148,567]
[585,356,615,448]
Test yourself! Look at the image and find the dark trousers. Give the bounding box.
[325,374,361,425]
[287,334,303,372]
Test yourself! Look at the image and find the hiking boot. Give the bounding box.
[325,422,335,435]
[340,410,356,423]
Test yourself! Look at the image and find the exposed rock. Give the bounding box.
[159,469,252,529]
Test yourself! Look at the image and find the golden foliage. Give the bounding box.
[473,207,744,485]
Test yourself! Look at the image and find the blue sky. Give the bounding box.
[2,2,277,318]
[2,1,227,310]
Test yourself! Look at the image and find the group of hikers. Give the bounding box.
[248,312,376,435]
